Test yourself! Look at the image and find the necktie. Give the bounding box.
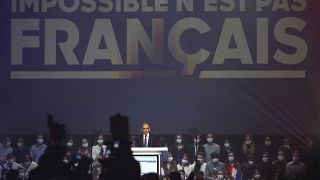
[100,147,104,157]
[144,134,147,147]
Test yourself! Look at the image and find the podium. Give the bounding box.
[131,147,168,176]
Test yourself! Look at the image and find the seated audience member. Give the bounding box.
[66,137,77,159]
[240,156,257,180]
[20,154,38,179]
[284,150,305,180]
[225,151,241,179]
[203,133,220,162]
[0,137,13,164]
[272,149,288,180]
[252,168,265,180]
[92,134,107,180]
[171,134,187,164]
[177,153,195,179]
[257,152,274,180]
[30,134,47,163]
[220,139,239,163]
[213,170,227,180]
[13,137,29,164]
[2,154,23,177]
[205,153,225,180]
[258,136,277,161]
[187,134,204,163]
[161,152,178,179]
[241,134,256,162]
[195,152,207,174]
[278,136,292,162]
[77,138,91,159]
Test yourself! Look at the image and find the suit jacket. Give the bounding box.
[136,134,157,147]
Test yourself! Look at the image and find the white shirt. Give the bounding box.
[177,163,195,178]
[92,145,107,160]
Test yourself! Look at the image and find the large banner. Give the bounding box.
[1,0,320,135]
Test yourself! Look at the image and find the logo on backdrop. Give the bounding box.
[10,0,308,79]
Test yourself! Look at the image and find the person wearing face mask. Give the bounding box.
[195,152,207,174]
[278,136,292,162]
[225,152,242,180]
[21,154,38,179]
[92,134,107,180]
[272,149,288,180]
[257,152,274,180]
[187,134,205,163]
[161,153,178,179]
[252,168,265,180]
[177,154,195,179]
[171,134,187,164]
[213,170,227,180]
[258,136,277,161]
[66,137,77,160]
[77,137,91,159]
[240,156,256,180]
[13,137,29,164]
[220,139,239,163]
[241,134,256,163]
[203,133,220,162]
[0,137,13,164]
[2,154,23,177]
[30,134,47,163]
[204,153,225,180]
[284,150,305,180]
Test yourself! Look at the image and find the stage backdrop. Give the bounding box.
[1,0,320,135]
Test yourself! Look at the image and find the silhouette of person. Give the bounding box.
[99,113,141,180]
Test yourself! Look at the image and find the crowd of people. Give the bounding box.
[0,121,319,180]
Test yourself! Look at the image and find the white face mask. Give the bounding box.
[262,157,268,162]
[245,140,252,145]
[67,142,73,147]
[63,159,69,164]
[224,143,230,148]
[254,174,261,179]
[278,155,285,161]
[248,161,254,165]
[176,139,182,144]
[17,142,23,147]
[212,158,219,163]
[82,143,89,148]
[182,159,188,164]
[37,138,44,144]
[168,157,173,162]
[207,138,213,143]
[217,175,224,179]
[265,141,271,146]
[97,139,104,145]
[228,156,234,161]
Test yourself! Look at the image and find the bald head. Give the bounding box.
[141,122,151,135]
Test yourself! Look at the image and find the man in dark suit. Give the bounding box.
[136,122,157,147]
